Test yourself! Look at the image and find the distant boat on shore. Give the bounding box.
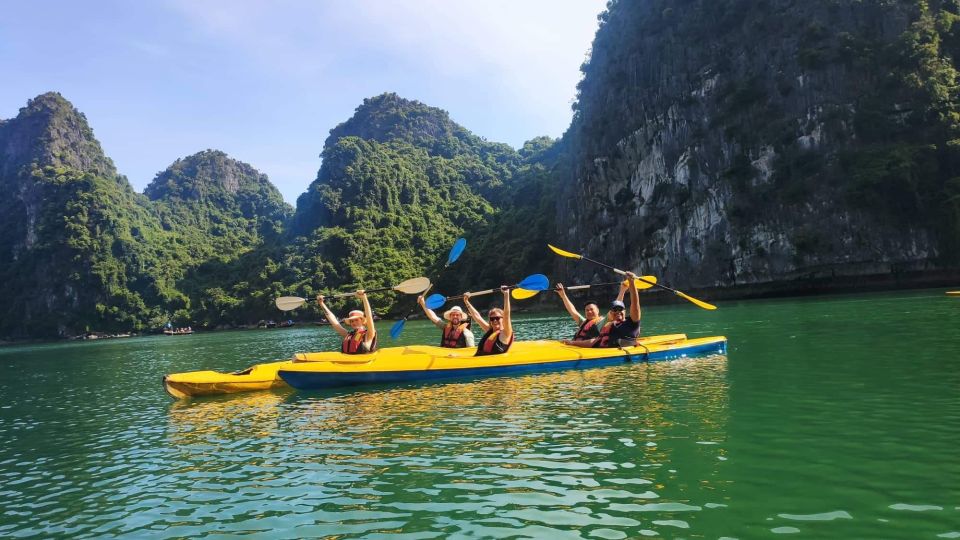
[163,328,193,335]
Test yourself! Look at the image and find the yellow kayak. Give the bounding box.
[163,334,725,398]
[947,291,960,296]
[163,360,293,399]
[280,334,725,391]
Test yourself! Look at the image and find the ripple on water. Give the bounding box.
[889,503,944,512]
[778,511,853,521]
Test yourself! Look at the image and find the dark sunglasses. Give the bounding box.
[489,316,503,321]
[611,307,625,312]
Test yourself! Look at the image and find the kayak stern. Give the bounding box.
[163,360,291,399]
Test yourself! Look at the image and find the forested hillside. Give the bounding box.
[3,0,960,339]
[0,95,297,337]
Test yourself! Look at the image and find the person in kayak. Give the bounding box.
[417,296,475,348]
[556,283,602,346]
[595,271,642,348]
[316,290,377,354]
[463,286,513,356]
[557,272,641,348]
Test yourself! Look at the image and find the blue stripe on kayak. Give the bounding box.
[279,340,727,391]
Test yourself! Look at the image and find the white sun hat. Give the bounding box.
[343,309,365,322]
[443,306,466,321]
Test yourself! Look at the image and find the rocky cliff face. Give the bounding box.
[560,0,960,292]
[0,93,168,337]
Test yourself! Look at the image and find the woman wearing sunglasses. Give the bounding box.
[463,286,513,356]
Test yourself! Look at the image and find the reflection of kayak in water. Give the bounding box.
[281,334,725,391]
[162,334,726,399]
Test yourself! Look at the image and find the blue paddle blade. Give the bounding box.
[425,294,447,310]
[446,238,467,266]
[517,273,550,291]
[389,319,406,340]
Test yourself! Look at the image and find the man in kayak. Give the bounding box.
[417,296,475,348]
[316,290,377,354]
[595,271,641,348]
[555,283,602,346]
[559,272,641,348]
[464,286,513,355]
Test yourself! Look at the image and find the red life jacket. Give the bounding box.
[475,330,514,356]
[574,317,602,340]
[595,322,615,348]
[342,328,376,354]
[476,329,513,356]
[441,322,469,348]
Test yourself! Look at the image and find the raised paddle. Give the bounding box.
[389,238,468,339]
[275,276,432,312]
[547,244,717,310]
[425,273,550,310]
[511,277,659,300]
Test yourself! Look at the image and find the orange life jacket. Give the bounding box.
[476,329,513,356]
[441,322,469,348]
[342,328,376,354]
[574,317,602,340]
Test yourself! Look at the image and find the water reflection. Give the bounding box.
[162,356,730,537]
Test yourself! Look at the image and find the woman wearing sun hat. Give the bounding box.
[316,289,378,354]
[417,296,475,348]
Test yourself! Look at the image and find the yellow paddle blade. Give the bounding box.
[547,244,582,259]
[625,276,658,290]
[511,288,540,300]
[675,291,717,310]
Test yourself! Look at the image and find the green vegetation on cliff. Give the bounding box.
[0,95,298,337]
[286,94,539,316]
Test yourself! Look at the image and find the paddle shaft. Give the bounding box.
[325,285,394,299]
[561,280,622,291]
[576,254,690,297]
[466,283,530,297]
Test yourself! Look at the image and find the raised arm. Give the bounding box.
[417,295,443,326]
[463,292,489,333]
[358,290,376,344]
[625,272,641,322]
[317,294,348,337]
[616,280,628,303]
[500,286,513,343]
[556,283,584,325]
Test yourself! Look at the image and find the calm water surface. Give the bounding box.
[1,290,958,538]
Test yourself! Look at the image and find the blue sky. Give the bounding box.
[1,0,606,203]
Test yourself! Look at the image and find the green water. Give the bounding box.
[1,290,958,538]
